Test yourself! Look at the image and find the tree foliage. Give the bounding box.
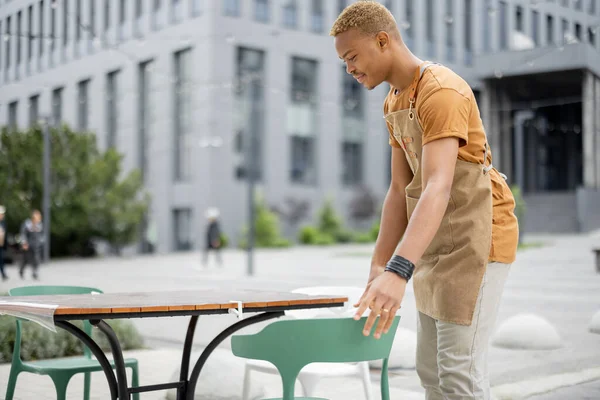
[0,125,150,257]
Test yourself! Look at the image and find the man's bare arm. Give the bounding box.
[371,147,414,269]
[394,137,459,264]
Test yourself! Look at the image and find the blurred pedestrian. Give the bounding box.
[19,209,45,280]
[0,205,8,280]
[202,208,223,268]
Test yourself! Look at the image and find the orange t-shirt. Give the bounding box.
[384,64,519,264]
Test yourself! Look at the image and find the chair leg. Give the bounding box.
[84,372,91,400]
[242,363,252,400]
[131,365,140,400]
[4,368,20,400]
[50,373,72,400]
[359,362,374,400]
[298,374,320,397]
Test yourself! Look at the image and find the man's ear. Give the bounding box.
[376,32,389,49]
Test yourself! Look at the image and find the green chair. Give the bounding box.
[5,285,140,400]
[231,316,401,400]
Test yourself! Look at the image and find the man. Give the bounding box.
[20,209,45,280]
[0,205,8,280]
[330,2,519,399]
[202,208,223,268]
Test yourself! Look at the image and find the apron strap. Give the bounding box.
[407,62,439,120]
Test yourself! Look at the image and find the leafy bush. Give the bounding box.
[298,226,320,244]
[239,196,291,249]
[370,221,380,241]
[317,199,343,239]
[0,317,144,364]
[353,232,375,243]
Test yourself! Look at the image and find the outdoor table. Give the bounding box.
[0,289,348,400]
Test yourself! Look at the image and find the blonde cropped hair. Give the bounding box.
[330,0,400,39]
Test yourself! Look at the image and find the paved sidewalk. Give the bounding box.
[1,233,599,398]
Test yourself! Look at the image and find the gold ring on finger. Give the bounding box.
[382,308,390,313]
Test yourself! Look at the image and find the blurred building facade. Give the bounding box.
[0,0,598,253]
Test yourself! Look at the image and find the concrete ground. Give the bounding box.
[0,232,599,399]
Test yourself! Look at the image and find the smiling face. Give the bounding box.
[335,29,394,91]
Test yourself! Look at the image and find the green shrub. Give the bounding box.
[353,232,375,243]
[298,226,320,244]
[0,317,144,364]
[317,199,343,238]
[219,233,229,248]
[370,221,380,241]
[239,195,291,249]
[313,233,336,246]
[334,229,355,244]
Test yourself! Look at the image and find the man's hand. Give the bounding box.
[354,265,386,308]
[22,242,29,251]
[354,271,407,339]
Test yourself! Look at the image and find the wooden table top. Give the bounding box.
[0,289,348,318]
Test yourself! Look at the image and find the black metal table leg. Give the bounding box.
[93,320,130,399]
[185,311,285,400]
[177,315,199,400]
[55,321,119,400]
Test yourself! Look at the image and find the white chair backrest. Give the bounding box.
[287,286,366,320]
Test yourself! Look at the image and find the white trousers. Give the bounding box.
[416,262,511,400]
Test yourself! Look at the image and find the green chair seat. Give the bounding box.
[232,316,400,400]
[21,355,139,373]
[5,285,140,400]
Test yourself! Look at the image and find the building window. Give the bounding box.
[29,95,39,126]
[16,11,22,69]
[515,6,523,32]
[342,142,363,185]
[338,0,347,14]
[589,0,597,14]
[77,79,90,131]
[341,65,365,186]
[4,17,10,73]
[88,0,96,51]
[62,0,69,54]
[575,0,583,10]
[104,0,111,31]
[106,70,119,148]
[464,0,472,65]
[234,47,266,181]
[138,59,153,181]
[152,0,161,30]
[50,5,56,61]
[51,87,63,126]
[547,14,555,44]
[289,57,318,185]
[172,0,183,23]
[404,0,414,48]
[445,0,454,63]
[499,1,508,50]
[384,0,393,13]
[223,0,240,17]
[532,10,540,46]
[8,101,18,129]
[282,0,297,29]
[575,23,582,41]
[588,26,597,46]
[310,0,324,33]
[27,6,34,63]
[173,208,192,251]
[173,48,193,182]
[191,0,202,17]
[255,0,269,23]
[38,1,44,57]
[425,0,435,57]
[118,0,126,40]
[75,0,82,44]
[562,18,569,44]
[483,0,492,52]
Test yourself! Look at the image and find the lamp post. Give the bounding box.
[41,116,51,263]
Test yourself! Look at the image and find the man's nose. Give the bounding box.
[346,63,356,75]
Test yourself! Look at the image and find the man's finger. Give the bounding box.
[374,301,395,339]
[353,292,375,320]
[383,305,401,334]
[353,289,368,308]
[362,297,385,336]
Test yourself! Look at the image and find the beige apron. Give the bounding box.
[385,62,493,326]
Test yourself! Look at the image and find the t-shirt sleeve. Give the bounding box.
[418,88,470,147]
[384,98,402,148]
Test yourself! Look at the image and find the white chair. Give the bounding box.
[240,286,374,400]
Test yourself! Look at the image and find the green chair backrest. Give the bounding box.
[8,285,104,361]
[231,316,400,400]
